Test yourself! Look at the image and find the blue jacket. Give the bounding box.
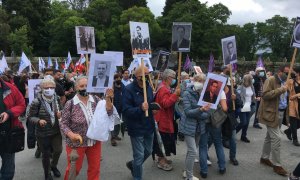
[179,86,210,137]
[122,79,155,137]
[113,83,124,115]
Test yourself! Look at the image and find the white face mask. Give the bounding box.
[193,82,204,92]
[43,88,55,97]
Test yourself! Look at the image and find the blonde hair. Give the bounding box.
[40,77,56,89]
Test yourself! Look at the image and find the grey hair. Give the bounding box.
[75,75,88,87]
[162,69,176,80]
[193,73,206,82]
[40,77,56,89]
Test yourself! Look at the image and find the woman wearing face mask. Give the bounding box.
[154,69,181,171]
[28,77,63,180]
[60,76,113,180]
[179,74,211,180]
[236,74,256,143]
[285,66,300,146]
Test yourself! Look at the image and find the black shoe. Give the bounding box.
[219,168,226,174]
[253,124,262,129]
[35,149,41,158]
[293,140,300,146]
[51,167,61,177]
[284,129,292,141]
[45,174,53,180]
[126,161,133,176]
[230,158,239,166]
[200,172,207,178]
[241,137,250,143]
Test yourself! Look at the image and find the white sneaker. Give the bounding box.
[185,176,199,180]
[182,170,187,178]
[207,160,212,166]
[194,159,199,163]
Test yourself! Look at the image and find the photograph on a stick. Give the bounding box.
[156,51,170,72]
[75,26,96,54]
[291,17,300,48]
[221,36,237,65]
[130,21,151,58]
[171,22,192,52]
[198,73,227,109]
[87,54,115,93]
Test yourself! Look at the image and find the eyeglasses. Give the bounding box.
[44,87,55,90]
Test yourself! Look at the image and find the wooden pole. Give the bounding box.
[85,54,89,76]
[141,58,148,117]
[229,64,235,111]
[154,73,160,92]
[31,64,37,73]
[177,52,182,88]
[287,48,298,80]
[148,73,155,92]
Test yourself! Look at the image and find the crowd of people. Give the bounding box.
[0,64,300,180]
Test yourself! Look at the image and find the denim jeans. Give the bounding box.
[184,135,197,179]
[130,133,154,180]
[229,130,237,159]
[200,125,226,174]
[236,111,251,138]
[0,153,15,180]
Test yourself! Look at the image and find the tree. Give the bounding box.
[119,0,147,10]
[162,0,186,17]
[0,8,11,54]
[8,25,33,56]
[119,6,162,59]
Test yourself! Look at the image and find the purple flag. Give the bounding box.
[183,54,191,71]
[208,53,215,72]
[232,63,238,72]
[256,56,264,68]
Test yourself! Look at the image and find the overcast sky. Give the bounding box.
[148,0,299,25]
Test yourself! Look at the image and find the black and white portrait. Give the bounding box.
[171,22,192,52]
[87,54,115,93]
[292,17,300,48]
[156,51,170,72]
[75,26,96,54]
[28,79,42,104]
[130,21,151,58]
[221,36,237,65]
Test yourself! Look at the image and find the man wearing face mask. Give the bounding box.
[253,67,266,129]
[123,66,156,180]
[258,65,289,176]
[153,69,180,171]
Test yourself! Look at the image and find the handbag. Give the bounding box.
[0,120,25,153]
[210,106,227,128]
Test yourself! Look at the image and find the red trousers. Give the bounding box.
[64,142,101,180]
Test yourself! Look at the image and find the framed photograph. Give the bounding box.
[221,36,237,65]
[138,58,153,72]
[128,58,140,73]
[194,66,202,74]
[171,22,192,52]
[87,54,116,93]
[28,79,42,104]
[104,51,124,66]
[75,26,96,54]
[198,73,227,109]
[291,17,300,48]
[129,21,151,58]
[156,51,170,72]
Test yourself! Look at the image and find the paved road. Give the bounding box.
[8,118,300,180]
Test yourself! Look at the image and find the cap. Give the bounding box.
[255,67,265,72]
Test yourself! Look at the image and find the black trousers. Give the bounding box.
[293,162,300,177]
[287,116,299,141]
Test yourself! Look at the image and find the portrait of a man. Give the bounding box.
[92,62,110,87]
[292,18,300,48]
[222,36,237,65]
[131,26,150,50]
[75,26,96,54]
[171,25,191,52]
[156,54,169,72]
[203,80,219,104]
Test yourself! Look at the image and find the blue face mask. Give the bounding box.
[259,71,265,77]
[171,79,176,86]
[184,79,190,83]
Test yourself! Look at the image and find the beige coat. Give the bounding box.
[258,75,287,128]
[287,79,300,119]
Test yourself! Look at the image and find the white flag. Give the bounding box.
[55,59,59,70]
[0,55,9,73]
[38,57,43,72]
[18,52,31,74]
[66,51,72,69]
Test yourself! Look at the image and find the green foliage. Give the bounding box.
[8,25,33,56]
[0,8,11,53]
[119,0,147,10]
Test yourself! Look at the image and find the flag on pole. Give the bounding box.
[0,55,9,73]
[38,57,45,72]
[66,51,72,69]
[208,53,215,73]
[55,58,59,70]
[75,54,86,66]
[183,55,191,71]
[256,55,264,68]
[18,52,31,74]
[232,63,238,72]
[47,56,53,68]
